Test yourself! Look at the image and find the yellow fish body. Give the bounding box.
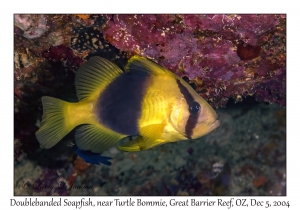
[36,56,219,158]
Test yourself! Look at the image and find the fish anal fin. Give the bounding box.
[75,124,126,154]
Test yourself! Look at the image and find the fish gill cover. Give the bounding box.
[14,14,286,196]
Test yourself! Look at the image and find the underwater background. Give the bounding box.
[14,14,286,196]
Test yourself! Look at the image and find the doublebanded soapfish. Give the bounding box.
[36,56,219,165]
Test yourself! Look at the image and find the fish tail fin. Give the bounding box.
[35,96,82,149]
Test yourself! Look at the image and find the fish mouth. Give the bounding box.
[209,119,220,130]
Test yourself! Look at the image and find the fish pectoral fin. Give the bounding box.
[140,123,167,149]
[140,123,165,140]
[145,138,168,149]
[75,124,126,154]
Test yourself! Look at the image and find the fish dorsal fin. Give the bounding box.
[75,124,126,154]
[126,56,174,77]
[75,57,123,101]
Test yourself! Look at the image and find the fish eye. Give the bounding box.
[189,101,201,114]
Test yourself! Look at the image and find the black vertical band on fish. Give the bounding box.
[176,79,200,139]
[96,73,150,135]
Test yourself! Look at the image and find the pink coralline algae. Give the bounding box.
[103,14,286,107]
[14,14,48,39]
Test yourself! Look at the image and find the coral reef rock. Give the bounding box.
[103,14,286,107]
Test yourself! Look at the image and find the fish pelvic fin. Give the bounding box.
[118,124,167,152]
[117,136,168,152]
[118,136,145,152]
[35,96,97,149]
